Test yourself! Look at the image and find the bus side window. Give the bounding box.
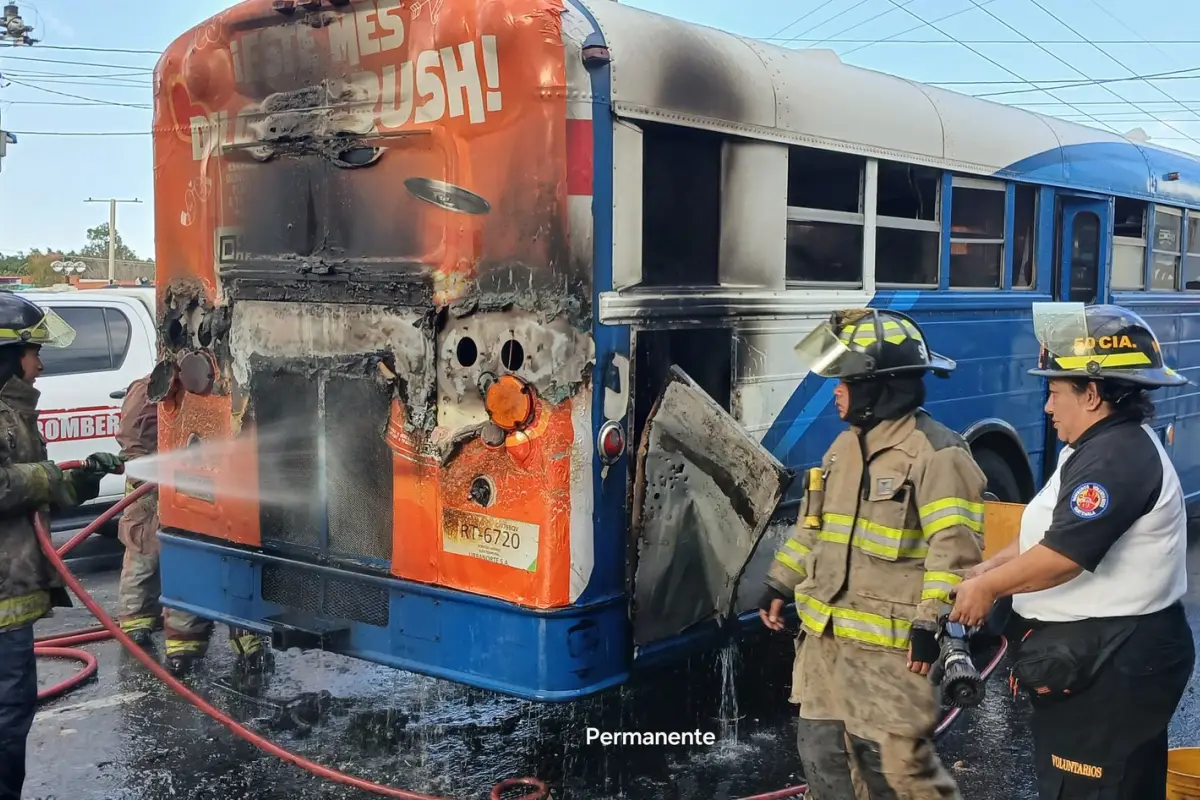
[948,177,1006,288]
[1112,198,1148,290]
[1012,184,1037,289]
[785,146,865,287]
[1151,206,1183,291]
[1185,214,1200,290]
[876,160,941,286]
[641,121,722,287]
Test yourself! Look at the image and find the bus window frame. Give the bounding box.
[783,148,867,291]
[1145,204,1183,292]
[1184,209,1200,291]
[944,175,1008,292]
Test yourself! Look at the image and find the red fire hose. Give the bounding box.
[33,460,1008,800]
[34,463,547,800]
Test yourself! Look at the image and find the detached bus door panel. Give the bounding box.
[628,365,793,647]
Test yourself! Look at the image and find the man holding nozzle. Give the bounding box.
[0,293,124,800]
[114,369,271,679]
[756,308,987,799]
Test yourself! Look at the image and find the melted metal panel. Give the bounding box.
[630,366,792,645]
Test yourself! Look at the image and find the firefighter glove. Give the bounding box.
[909,627,940,665]
[84,452,126,475]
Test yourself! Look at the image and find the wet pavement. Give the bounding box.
[23,529,1200,800]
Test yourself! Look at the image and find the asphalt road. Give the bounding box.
[20,534,1200,800]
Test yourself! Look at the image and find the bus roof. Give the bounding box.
[575,0,1200,209]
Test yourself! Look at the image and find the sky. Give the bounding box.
[0,0,1198,260]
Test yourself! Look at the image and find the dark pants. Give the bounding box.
[0,624,36,800]
[1024,603,1195,799]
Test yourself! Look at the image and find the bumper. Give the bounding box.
[157,532,631,701]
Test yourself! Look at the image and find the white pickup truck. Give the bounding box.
[15,286,158,566]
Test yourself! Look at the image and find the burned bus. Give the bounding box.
[153,0,1200,701]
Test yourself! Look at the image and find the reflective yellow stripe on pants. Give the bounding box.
[794,592,913,649]
[819,513,927,559]
[0,590,51,630]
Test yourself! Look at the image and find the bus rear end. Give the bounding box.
[151,0,625,701]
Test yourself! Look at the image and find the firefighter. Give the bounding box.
[950,303,1194,799]
[114,369,272,679]
[0,293,124,800]
[758,308,986,800]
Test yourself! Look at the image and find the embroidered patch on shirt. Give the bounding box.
[873,477,896,498]
[1069,482,1109,518]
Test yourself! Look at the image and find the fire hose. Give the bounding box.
[32,461,1009,800]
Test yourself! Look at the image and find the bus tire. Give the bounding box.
[973,447,1021,503]
[969,447,1017,643]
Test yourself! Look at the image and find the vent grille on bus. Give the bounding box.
[251,369,394,569]
[261,563,390,628]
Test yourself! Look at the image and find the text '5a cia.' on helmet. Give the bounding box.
[1030,301,1188,388]
[794,307,955,382]
[0,292,76,349]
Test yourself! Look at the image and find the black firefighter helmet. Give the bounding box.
[0,292,76,349]
[1029,302,1187,389]
[794,307,955,382]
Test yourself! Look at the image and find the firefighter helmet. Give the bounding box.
[794,308,954,381]
[1029,302,1187,388]
[0,292,75,349]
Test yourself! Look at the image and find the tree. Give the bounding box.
[78,223,140,261]
[25,250,65,287]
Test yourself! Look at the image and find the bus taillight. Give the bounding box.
[598,420,626,464]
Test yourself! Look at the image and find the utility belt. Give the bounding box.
[1007,606,1177,705]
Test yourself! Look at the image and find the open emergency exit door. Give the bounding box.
[628,366,793,647]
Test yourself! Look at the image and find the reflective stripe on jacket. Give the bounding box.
[765,410,987,653]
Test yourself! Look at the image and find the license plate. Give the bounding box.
[441,508,540,572]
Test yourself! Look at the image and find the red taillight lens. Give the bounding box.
[598,421,625,464]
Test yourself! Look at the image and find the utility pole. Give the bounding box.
[85,197,141,283]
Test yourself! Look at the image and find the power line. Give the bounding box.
[763,38,1200,44]
[0,99,144,107]
[5,130,149,136]
[1009,0,1200,147]
[765,0,841,40]
[795,0,924,50]
[0,77,151,108]
[0,53,153,72]
[973,66,1200,97]
[879,0,1123,135]
[775,0,880,47]
[838,0,1002,58]
[9,43,161,55]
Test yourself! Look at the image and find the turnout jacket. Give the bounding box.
[0,376,100,633]
[766,410,987,654]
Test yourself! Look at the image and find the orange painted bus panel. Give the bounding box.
[153,0,579,608]
[387,395,578,608]
[157,393,262,548]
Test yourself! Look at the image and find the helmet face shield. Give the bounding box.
[794,322,875,379]
[1033,302,1095,371]
[0,306,76,349]
[1030,301,1187,387]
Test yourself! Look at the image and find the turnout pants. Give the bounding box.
[0,624,36,800]
[117,490,259,659]
[1022,603,1194,800]
[793,627,961,800]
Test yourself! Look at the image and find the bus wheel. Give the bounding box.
[971,447,1017,644]
[973,447,1020,503]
